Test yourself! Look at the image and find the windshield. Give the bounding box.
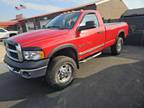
[46,12,81,29]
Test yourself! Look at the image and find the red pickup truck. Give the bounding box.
[4,10,128,88]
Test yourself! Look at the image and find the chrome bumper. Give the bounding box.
[6,64,47,79]
[4,55,49,79]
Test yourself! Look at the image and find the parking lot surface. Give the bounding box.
[0,43,144,108]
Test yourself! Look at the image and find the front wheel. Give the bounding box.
[46,56,77,89]
[111,37,123,55]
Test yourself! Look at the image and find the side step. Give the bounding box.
[79,52,102,63]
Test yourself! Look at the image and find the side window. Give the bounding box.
[0,29,6,32]
[79,13,99,28]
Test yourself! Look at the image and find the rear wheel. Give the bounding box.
[111,37,123,55]
[46,56,77,89]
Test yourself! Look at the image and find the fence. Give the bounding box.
[125,31,144,47]
[105,17,144,47]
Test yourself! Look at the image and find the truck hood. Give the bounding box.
[10,29,69,47]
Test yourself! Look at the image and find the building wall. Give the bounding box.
[121,16,144,33]
[25,21,35,31]
[0,26,5,28]
[121,16,144,46]
[39,19,51,28]
[97,0,128,19]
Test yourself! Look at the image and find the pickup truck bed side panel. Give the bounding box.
[104,22,128,48]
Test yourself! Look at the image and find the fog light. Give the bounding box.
[21,71,31,78]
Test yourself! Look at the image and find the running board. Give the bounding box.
[79,52,102,63]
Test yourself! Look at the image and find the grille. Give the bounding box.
[5,40,23,62]
[8,44,16,50]
[9,52,19,59]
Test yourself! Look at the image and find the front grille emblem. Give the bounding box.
[5,40,23,62]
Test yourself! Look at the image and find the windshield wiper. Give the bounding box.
[47,26,68,30]
[47,26,61,29]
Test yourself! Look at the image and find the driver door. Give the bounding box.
[77,13,105,59]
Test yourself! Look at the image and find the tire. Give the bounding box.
[45,56,77,89]
[111,37,123,55]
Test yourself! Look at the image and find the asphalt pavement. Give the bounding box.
[0,43,144,108]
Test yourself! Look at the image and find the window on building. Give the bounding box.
[26,22,35,31]
[40,19,51,29]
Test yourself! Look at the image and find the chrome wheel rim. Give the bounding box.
[56,64,73,84]
[117,38,122,52]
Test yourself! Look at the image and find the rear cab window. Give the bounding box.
[79,13,99,28]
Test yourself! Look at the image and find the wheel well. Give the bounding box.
[118,32,125,41]
[50,47,79,68]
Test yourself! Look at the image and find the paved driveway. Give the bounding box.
[0,44,144,108]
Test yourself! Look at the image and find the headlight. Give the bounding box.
[23,51,45,60]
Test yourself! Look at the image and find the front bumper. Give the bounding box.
[4,55,49,79]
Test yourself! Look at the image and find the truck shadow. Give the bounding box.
[0,60,144,108]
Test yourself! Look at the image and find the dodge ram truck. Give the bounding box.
[4,10,128,88]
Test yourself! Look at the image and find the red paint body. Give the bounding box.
[10,10,128,61]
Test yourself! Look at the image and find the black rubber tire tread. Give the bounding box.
[45,56,77,89]
[111,37,123,55]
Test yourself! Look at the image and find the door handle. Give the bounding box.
[97,30,104,34]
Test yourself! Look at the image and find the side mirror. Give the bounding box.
[86,21,96,29]
[77,21,96,32]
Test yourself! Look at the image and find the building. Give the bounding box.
[0,0,128,33]
[121,8,144,46]
[0,14,24,32]
[0,21,18,30]
[121,8,144,33]
[97,0,127,19]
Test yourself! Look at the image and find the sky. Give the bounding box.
[0,0,144,21]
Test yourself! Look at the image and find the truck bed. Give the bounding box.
[103,22,128,49]
[104,22,127,29]
[104,22,128,36]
